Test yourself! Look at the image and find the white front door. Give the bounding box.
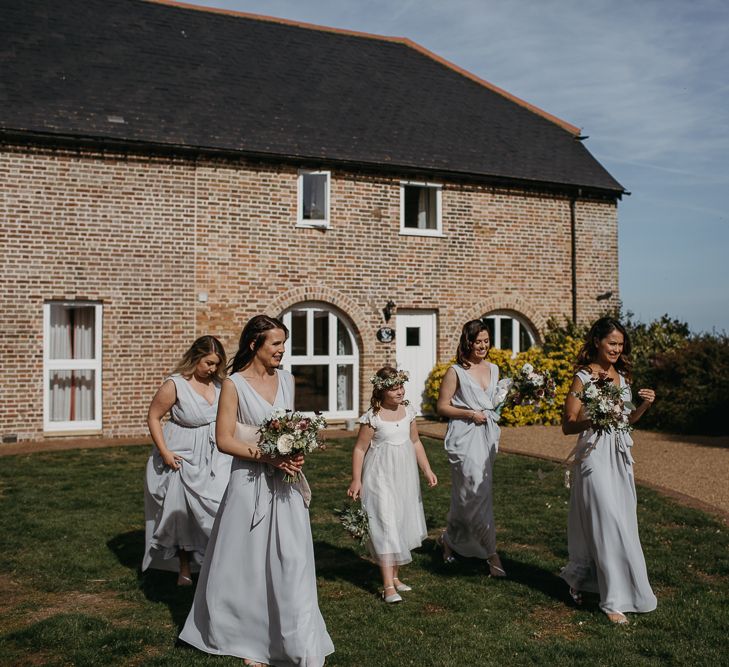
[396,310,436,415]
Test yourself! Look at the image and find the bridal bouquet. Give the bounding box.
[506,363,556,409]
[257,408,327,482]
[334,501,370,547]
[578,374,634,434]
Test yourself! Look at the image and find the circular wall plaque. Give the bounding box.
[376,326,395,343]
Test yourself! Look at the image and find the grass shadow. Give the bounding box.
[107,530,195,632]
[501,554,576,605]
[313,540,380,595]
[419,538,571,603]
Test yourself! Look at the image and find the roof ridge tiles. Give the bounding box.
[144,0,581,136]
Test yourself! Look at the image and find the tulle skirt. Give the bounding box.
[361,440,428,566]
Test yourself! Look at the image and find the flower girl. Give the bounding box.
[347,366,438,603]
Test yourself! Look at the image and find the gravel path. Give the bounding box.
[418,422,729,521]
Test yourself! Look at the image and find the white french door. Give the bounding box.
[281,303,359,419]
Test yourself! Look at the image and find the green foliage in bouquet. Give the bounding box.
[333,502,370,547]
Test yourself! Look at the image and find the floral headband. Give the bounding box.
[370,369,409,390]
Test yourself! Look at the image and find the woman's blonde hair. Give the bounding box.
[369,365,409,414]
[172,335,227,383]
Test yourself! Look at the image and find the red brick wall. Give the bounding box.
[0,145,619,440]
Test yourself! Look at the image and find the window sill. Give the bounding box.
[43,428,104,437]
[296,221,329,230]
[399,229,445,238]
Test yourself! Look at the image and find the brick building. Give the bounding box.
[0,0,624,441]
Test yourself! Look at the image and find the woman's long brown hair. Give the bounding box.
[575,316,633,382]
[228,315,289,374]
[456,320,490,369]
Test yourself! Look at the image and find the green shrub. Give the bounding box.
[638,334,729,435]
[624,313,690,390]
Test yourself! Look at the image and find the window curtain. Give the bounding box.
[49,306,95,421]
[417,188,436,229]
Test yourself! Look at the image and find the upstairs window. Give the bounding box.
[43,301,103,432]
[297,170,330,227]
[400,182,442,236]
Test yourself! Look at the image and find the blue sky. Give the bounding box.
[191,0,728,333]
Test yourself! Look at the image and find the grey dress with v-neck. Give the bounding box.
[560,369,657,615]
[443,362,501,559]
[143,374,232,572]
[180,369,334,666]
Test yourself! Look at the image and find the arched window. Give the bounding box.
[482,311,536,355]
[281,303,359,418]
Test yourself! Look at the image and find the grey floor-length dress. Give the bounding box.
[560,369,657,615]
[180,369,334,666]
[143,375,232,572]
[443,362,501,559]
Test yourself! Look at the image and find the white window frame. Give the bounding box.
[399,181,443,237]
[281,303,359,419]
[483,311,536,357]
[43,301,103,433]
[296,170,331,228]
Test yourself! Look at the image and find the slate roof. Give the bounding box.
[0,0,624,194]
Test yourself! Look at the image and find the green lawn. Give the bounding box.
[0,438,727,666]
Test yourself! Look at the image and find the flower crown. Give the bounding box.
[370,369,409,390]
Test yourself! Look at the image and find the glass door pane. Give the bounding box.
[519,323,533,352]
[49,304,96,359]
[336,365,354,411]
[500,318,513,351]
[48,370,96,421]
[336,318,353,355]
[313,311,329,355]
[290,311,307,355]
[291,365,329,412]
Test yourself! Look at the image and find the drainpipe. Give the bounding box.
[570,194,577,323]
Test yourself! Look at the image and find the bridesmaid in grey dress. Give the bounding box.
[561,317,657,625]
[436,320,506,577]
[180,315,334,667]
[143,336,231,585]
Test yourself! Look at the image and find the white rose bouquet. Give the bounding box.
[506,363,556,409]
[577,374,634,434]
[257,408,327,482]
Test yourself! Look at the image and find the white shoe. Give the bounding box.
[393,578,412,592]
[382,585,402,603]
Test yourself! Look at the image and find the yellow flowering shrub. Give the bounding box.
[421,358,455,417]
[421,334,584,426]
